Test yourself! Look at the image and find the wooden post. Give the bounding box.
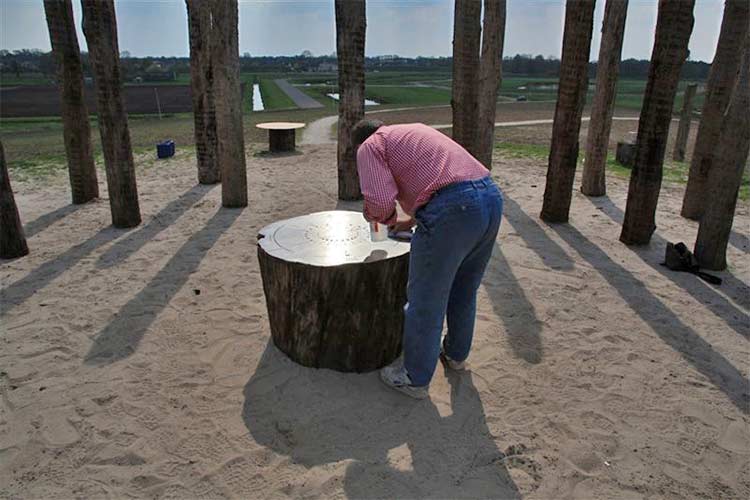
[581,0,629,197]
[257,212,410,372]
[682,0,750,219]
[186,0,220,185]
[211,0,248,208]
[451,0,482,158]
[694,36,750,270]
[0,141,29,259]
[620,0,695,245]
[335,0,366,201]
[81,0,141,228]
[672,83,697,161]
[476,0,507,169]
[43,0,99,205]
[540,0,596,223]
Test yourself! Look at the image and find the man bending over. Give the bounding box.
[353,119,504,399]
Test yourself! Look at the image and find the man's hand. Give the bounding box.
[389,217,415,232]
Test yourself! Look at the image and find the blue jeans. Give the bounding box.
[403,176,503,386]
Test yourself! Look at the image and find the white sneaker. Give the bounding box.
[379,359,429,399]
[440,348,467,371]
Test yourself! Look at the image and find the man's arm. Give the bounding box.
[357,141,398,225]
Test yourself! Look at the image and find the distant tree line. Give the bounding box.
[0,49,711,82]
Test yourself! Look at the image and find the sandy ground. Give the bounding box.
[1,139,749,499]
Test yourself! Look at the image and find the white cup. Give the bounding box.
[369,221,388,242]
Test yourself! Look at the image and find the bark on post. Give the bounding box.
[672,83,697,161]
[334,0,366,201]
[81,0,141,228]
[620,0,695,245]
[257,212,409,372]
[540,0,596,223]
[451,0,482,158]
[682,0,750,219]
[581,0,628,197]
[43,0,99,204]
[211,0,247,207]
[0,141,29,259]
[476,0,507,169]
[186,0,220,185]
[694,36,750,271]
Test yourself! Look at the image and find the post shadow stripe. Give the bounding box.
[550,222,749,414]
[84,207,244,366]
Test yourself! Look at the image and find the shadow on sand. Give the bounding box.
[587,196,749,338]
[96,184,217,269]
[84,206,243,365]
[1,227,125,315]
[23,203,85,238]
[547,221,749,414]
[242,343,521,499]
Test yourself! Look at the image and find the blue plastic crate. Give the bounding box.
[157,140,175,159]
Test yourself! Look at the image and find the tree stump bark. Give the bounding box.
[81,0,141,228]
[186,0,220,185]
[682,0,750,220]
[0,141,29,259]
[257,211,410,372]
[616,141,637,167]
[43,0,99,204]
[476,0,507,169]
[581,0,629,197]
[540,0,596,223]
[334,0,365,201]
[694,35,750,271]
[673,83,697,161]
[268,129,296,152]
[451,0,482,158]
[620,0,695,245]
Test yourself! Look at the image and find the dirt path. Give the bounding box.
[302,111,643,145]
[274,79,324,109]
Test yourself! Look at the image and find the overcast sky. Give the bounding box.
[0,0,725,62]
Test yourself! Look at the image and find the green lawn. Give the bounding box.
[0,107,334,181]
[257,79,296,110]
[494,141,749,201]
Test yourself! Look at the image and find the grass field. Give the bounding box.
[495,141,749,201]
[0,107,333,181]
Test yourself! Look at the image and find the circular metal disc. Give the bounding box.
[258,211,410,267]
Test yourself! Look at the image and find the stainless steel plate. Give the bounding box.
[258,211,410,267]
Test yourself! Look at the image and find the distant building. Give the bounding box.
[317,62,338,72]
[142,62,176,82]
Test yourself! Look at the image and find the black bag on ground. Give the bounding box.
[662,242,722,285]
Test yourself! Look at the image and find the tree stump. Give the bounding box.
[257,211,410,372]
[616,141,637,167]
[256,122,305,153]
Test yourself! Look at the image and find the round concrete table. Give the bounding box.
[257,211,410,372]
[255,122,305,152]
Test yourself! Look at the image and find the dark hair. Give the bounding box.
[351,119,384,150]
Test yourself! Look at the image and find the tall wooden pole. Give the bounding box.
[694,36,750,270]
[81,0,141,228]
[186,0,220,185]
[540,0,596,223]
[475,0,507,169]
[580,0,628,197]
[672,83,697,161]
[43,0,99,204]
[681,0,750,219]
[211,0,247,207]
[451,0,482,158]
[335,0,366,201]
[0,141,29,259]
[620,0,695,245]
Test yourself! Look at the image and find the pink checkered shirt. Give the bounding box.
[356,123,490,224]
